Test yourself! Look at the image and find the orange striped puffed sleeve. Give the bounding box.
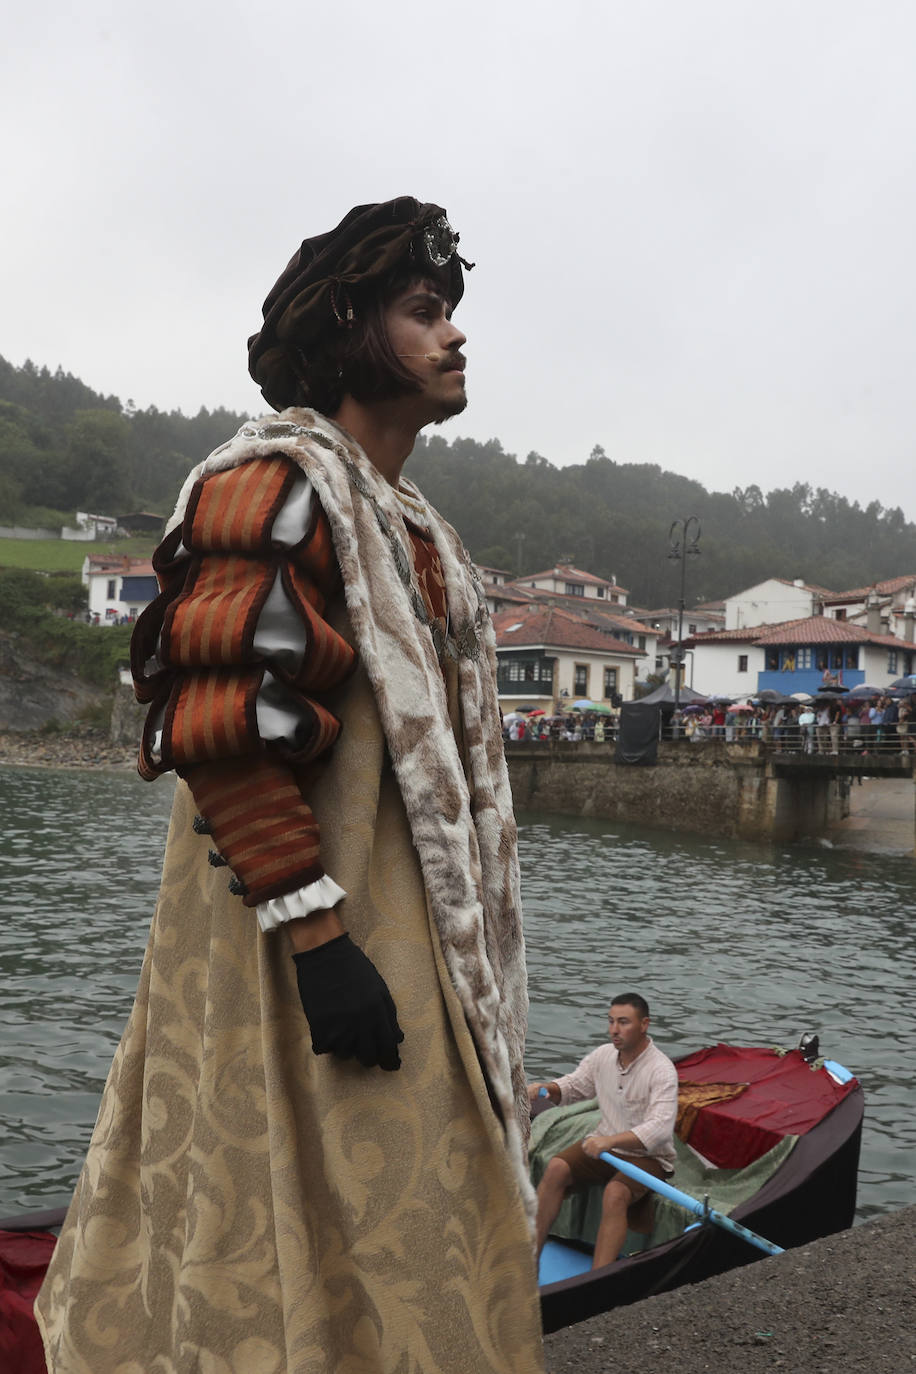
[130,456,356,912]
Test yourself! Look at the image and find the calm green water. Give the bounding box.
[1,766,913,1222]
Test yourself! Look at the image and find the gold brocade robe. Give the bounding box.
[36,422,544,1374]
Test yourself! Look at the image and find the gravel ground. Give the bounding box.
[0,727,135,770]
[543,1205,915,1373]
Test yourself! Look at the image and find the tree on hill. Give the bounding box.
[4,351,916,605]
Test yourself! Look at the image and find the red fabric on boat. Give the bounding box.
[676,1044,858,1170]
[0,1229,56,1374]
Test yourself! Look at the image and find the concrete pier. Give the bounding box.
[543,1204,916,1372]
[507,738,915,846]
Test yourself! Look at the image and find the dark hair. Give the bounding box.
[292,267,452,416]
[610,992,650,1020]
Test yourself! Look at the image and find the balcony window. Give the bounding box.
[737,654,748,673]
[603,667,618,696]
[565,583,585,597]
[574,664,588,694]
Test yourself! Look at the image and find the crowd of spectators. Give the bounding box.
[674,693,913,753]
[503,694,915,755]
[503,711,616,743]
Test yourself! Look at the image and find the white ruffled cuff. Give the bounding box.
[256,875,348,933]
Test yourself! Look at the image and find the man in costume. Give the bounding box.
[528,993,677,1269]
[37,199,545,1373]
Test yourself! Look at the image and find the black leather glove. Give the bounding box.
[292,933,404,1071]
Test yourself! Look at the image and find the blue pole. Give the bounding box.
[598,1151,784,1257]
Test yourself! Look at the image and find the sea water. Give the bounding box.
[0,766,912,1220]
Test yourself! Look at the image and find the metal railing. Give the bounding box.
[504,722,915,756]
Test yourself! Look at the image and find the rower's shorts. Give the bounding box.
[554,1141,671,1202]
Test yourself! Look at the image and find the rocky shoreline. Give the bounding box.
[0,727,137,772]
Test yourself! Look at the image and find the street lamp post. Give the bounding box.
[668,517,701,715]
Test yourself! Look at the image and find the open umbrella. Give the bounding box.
[726,703,754,713]
[791,692,813,702]
[845,684,883,700]
[890,675,916,689]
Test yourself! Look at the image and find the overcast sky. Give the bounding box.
[5,2,916,517]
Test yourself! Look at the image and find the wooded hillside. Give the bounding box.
[3,354,915,606]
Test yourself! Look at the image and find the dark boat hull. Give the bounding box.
[538,1084,864,1333]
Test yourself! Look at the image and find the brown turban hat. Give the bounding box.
[247,197,470,412]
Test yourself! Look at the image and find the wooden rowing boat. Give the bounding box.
[533,1040,864,1333]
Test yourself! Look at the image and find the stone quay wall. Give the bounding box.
[506,739,849,843]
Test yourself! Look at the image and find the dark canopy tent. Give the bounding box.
[615,683,709,764]
[636,683,708,706]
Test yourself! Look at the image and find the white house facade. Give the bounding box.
[724,578,824,631]
[519,562,628,605]
[83,555,157,623]
[686,630,766,698]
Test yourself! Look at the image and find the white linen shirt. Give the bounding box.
[554,1038,678,1170]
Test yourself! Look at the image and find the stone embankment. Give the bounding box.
[0,726,136,771]
[543,1203,915,1373]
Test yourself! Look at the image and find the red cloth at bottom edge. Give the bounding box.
[0,1229,57,1374]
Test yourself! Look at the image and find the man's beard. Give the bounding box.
[432,390,468,424]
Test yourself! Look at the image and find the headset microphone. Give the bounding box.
[397,352,442,362]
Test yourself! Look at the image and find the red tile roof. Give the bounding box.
[518,564,628,591]
[767,576,835,595]
[690,616,914,650]
[752,616,913,649]
[85,555,155,575]
[822,575,916,603]
[687,625,776,644]
[494,583,653,633]
[493,605,643,656]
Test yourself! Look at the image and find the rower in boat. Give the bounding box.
[528,992,678,1269]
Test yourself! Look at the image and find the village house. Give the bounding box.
[820,574,916,640]
[492,603,645,712]
[687,615,916,698]
[61,511,122,542]
[724,577,828,630]
[484,562,660,689]
[474,563,516,590]
[82,553,157,623]
[518,561,628,604]
[635,600,725,679]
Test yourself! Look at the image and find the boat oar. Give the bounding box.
[598,1150,784,1256]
